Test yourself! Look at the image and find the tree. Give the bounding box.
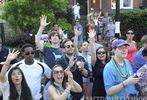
[1,0,68,34]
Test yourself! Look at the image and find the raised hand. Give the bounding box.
[74,28,81,37]
[65,70,73,88]
[6,49,20,62]
[65,56,77,72]
[87,29,96,38]
[58,27,64,35]
[40,15,50,27]
[77,60,85,71]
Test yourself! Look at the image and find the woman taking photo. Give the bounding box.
[0,50,32,100]
[48,65,82,100]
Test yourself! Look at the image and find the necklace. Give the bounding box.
[112,57,129,78]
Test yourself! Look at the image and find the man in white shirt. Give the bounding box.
[72,2,80,19]
[11,43,51,100]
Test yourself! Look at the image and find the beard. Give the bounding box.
[66,52,74,56]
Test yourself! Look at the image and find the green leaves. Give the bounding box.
[120,9,147,40]
[1,0,68,34]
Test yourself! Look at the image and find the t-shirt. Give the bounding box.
[0,79,9,100]
[72,5,80,14]
[132,48,147,72]
[103,58,137,99]
[43,46,64,69]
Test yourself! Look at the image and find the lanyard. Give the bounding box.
[112,57,129,78]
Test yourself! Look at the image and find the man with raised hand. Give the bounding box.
[35,15,64,69]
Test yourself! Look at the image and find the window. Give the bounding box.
[111,0,133,9]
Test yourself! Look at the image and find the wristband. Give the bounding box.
[122,82,125,88]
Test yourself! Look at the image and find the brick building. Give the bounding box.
[69,0,144,15]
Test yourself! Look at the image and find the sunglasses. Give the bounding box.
[97,51,106,55]
[65,44,74,48]
[53,70,63,74]
[25,52,35,55]
[127,32,134,35]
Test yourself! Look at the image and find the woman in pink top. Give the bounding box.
[126,30,137,64]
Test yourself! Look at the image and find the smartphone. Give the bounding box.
[133,73,142,78]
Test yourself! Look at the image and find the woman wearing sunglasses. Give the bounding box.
[0,50,32,100]
[88,30,110,99]
[48,65,82,100]
[126,29,137,64]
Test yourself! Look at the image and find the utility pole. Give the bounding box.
[115,0,120,21]
[0,22,5,44]
[115,0,121,38]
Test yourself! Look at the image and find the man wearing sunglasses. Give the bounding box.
[10,43,51,100]
[56,39,90,100]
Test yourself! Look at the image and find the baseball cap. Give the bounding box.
[111,39,129,48]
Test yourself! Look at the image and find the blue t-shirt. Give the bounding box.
[43,46,64,69]
[103,58,137,99]
[132,48,147,73]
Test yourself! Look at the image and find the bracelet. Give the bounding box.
[122,82,125,88]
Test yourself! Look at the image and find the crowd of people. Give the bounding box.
[0,5,147,100]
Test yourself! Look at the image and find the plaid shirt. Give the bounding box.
[137,63,147,95]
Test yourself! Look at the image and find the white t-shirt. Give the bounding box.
[11,59,51,100]
[72,5,80,14]
[0,79,9,100]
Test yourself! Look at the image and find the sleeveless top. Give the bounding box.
[53,82,73,100]
[126,41,137,64]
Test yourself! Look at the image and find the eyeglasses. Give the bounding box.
[25,52,35,55]
[53,70,63,74]
[65,44,74,48]
[117,45,128,50]
[97,51,106,55]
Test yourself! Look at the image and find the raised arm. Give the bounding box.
[35,15,50,52]
[0,49,20,83]
[65,70,82,93]
[88,30,97,66]
[73,28,80,53]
